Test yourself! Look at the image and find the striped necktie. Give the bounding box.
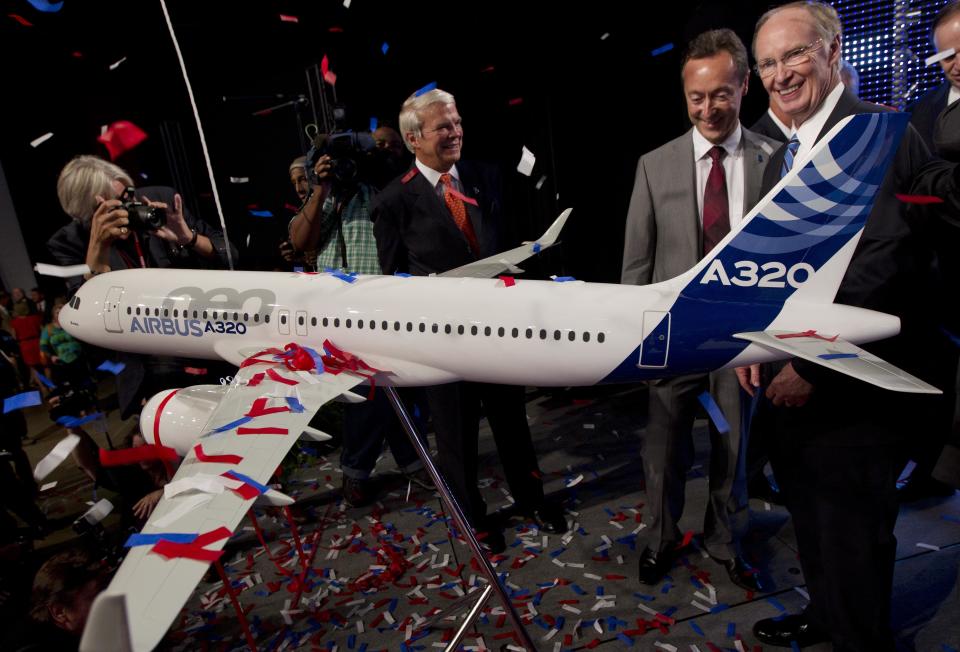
[780,135,801,179]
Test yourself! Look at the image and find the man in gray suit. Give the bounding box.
[621,28,776,590]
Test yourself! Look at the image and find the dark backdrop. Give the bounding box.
[1,0,774,291]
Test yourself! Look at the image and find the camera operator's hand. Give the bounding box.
[313,154,334,189]
[86,196,130,274]
[141,193,215,259]
[289,155,334,252]
[133,489,163,520]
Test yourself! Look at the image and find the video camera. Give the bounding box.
[304,132,377,188]
[119,186,167,232]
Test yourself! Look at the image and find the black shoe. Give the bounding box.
[341,476,375,507]
[749,476,784,505]
[754,612,829,648]
[898,475,955,502]
[714,554,763,592]
[637,547,674,585]
[477,526,506,554]
[519,502,568,534]
[403,467,434,491]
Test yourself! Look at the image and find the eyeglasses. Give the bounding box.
[422,119,463,137]
[754,38,824,78]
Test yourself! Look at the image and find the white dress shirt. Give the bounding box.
[792,82,846,166]
[415,159,462,199]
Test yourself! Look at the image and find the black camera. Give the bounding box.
[120,186,166,232]
[305,132,376,188]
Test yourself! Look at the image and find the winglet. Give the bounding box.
[257,488,295,507]
[80,593,133,652]
[533,207,572,249]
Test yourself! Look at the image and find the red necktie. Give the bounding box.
[702,145,729,256]
[439,173,479,255]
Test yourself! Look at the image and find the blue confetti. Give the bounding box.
[249,209,274,218]
[381,42,389,55]
[394,272,412,277]
[35,374,56,389]
[616,633,634,647]
[571,584,587,595]
[766,597,787,612]
[414,81,438,97]
[552,276,576,282]
[27,0,64,11]
[819,352,859,360]
[97,360,126,375]
[940,645,958,652]
[348,634,356,649]
[532,242,542,253]
[4,391,41,414]
[210,415,254,433]
[661,582,673,594]
[727,622,736,637]
[285,396,306,413]
[663,606,678,617]
[224,470,269,494]
[697,391,730,434]
[942,514,960,523]
[369,116,378,132]
[634,592,655,601]
[293,266,304,272]
[651,42,674,56]
[125,532,198,547]
[791,641,801,652]
[690,621,705,636]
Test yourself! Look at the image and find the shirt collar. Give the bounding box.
[794,82,845,149]
[415,158,460,188]
[692,123,743,161]
[948,84,960,107]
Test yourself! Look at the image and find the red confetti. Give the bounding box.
[323,70,337,85]
[328,25,344,33]
[679,530,694,549]
[266,367,298,385]
[499,275,516,287]
[245,397,290,418]
[184,367,207,375]
[585,639,601,649]
[99,444,178,467]
[279,14,299,22]
[97,120,148,160]
[247,372,265,386]
[508,97,524,106]
[895,193,944,205]
[236,426,289,435]
[71,51,83,58]
[9,14,33,26]
[151,526,232,562]
[193,444,243,465]
[481,65,495,73]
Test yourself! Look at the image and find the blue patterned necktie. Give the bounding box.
[780,135,801,179]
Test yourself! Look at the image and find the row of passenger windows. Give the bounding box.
[289,315,606,343]
[128,305,606,343]
[128,305,272,323]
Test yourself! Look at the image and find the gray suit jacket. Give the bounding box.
[621,126,777,285]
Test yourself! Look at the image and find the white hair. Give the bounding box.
[398,88,456,153]
[57,155,134,226]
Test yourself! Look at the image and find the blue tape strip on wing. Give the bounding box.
[532,242,542,253]
[552,276,575,282]
[225,470,270,494]
[819,353,859,360]
[125,532,198,547]
[285,397,305,413]
[211,415,254,433]
[697,392,731,434]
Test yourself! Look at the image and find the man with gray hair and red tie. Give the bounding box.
[372,88,566,553]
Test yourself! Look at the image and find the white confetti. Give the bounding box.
[916,542,940,551]
[40,481,58,492]
[516,146,536,177]
[33,434,80,481]
[926,48,956,66]
[229,177,250,184]
[109,56,128,71]
[535,175,547,190]
[30,132,54,148]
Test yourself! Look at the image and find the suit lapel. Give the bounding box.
[456,163,485,252]
[404,168,466,245]
[675,131,702,256]
[741,131,768,209]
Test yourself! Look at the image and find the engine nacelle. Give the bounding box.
[140,385,228,456]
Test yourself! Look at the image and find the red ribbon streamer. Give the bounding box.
[247,372,265,387]
[447,186,479,207]
[266,367,299,385]
[239,348,283,368]
[895,193,944,205]
[236,426,289,436]
[151,526,232,562]
[222,472,261,500]
[99,444,178,467]
[193,444,243,465]
[245,397,290,418]
[776,329,838,342]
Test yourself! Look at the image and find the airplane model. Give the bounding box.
[66,112,936,651]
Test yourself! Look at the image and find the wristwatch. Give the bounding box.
[178,229,199,253]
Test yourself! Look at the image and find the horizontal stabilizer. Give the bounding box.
[80,593,133,652]
[256,488,295,506]
[299,426,332,442]
[336,390,367,404]
[438,208,572,278]
[734,330,941,394]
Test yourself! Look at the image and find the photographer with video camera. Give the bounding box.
[47,155,236,421]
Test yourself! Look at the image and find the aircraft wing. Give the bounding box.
[733,330,941,394]
[81,348,368,652]
[437,208,571,278]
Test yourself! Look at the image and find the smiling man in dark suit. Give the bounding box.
[908,0,960,153]
[372,88,565,552]
[748,3,949,649]
[621,29,776,593]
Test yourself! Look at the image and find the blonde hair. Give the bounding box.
[398,88,456,153]
[57,155,134,226]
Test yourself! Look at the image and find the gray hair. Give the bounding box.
[57,155,134,226]
[289,156,307,174]
[753,1,843,70]
[933,1,960,45]
[398,88,456,153]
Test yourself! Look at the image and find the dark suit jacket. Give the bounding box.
[908,81,951,154]
[762,89,943,445]
[750,111,789,144]
[372,162,507,276]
